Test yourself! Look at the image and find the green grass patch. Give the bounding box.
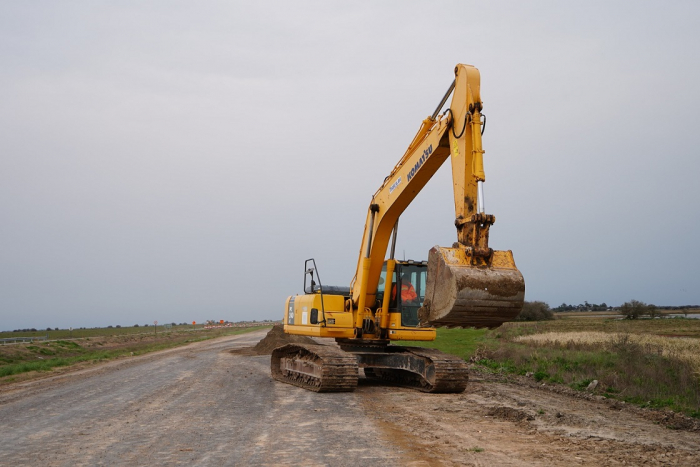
[0,326,270,380]
[393,327,487,360]
[0,358,73,377]
[54,340,82,349]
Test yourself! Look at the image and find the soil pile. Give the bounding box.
[252,324,317,355]
[487,406,533,422]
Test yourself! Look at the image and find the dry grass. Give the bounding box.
[515,332,700,374]
[497,316,700,338]
[475,319,700,416]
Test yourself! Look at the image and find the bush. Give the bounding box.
[619,300,652,319]
[515,301,553,321]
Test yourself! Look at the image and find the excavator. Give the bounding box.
[271,64,525,393]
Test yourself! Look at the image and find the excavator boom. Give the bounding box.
[352,63,524,329]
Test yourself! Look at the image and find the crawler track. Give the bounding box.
[362,346,469,393]
[270,344,358,392]
[272,342,468,393]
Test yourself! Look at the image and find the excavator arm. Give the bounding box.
[271,63,523,394]
[351,64,524,329]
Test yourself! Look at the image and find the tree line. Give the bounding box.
[515,300,698,321]
[553,302,610,311]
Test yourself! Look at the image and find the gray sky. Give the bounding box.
[1,1,699,330]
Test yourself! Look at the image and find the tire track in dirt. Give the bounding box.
[359,368,700,466]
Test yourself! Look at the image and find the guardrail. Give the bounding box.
[1,336,48,345]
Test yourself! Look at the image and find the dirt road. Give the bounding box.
[1,331,698,466]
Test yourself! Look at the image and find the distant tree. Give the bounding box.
[554,302,576,312]
[116,325,121,328]
[647,304,659,319]
[107,325,113,328]
[619,300,649,319]
[515,301,554,321]
[134,324,139,327]
[46,327,52,331]
[54,327,59,331]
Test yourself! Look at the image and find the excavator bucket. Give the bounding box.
[419,246,525,329]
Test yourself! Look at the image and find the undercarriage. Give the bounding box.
[270,340,468,393]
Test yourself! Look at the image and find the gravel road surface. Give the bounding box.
[2,330,699,466]
[0,330,407,466]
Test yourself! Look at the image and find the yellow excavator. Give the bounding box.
[271,64,525,393]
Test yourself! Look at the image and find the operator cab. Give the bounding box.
[377,260,427,327]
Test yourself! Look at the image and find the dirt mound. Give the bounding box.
[487,406,534,422]
[647,411,700,432]
[251,324,317,355]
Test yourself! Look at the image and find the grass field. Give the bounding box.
[398,316,700,418]
[555,308,700,318]
[0,323,268,340]
[0,325,271,382]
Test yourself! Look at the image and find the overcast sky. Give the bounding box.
[1,1,699,330]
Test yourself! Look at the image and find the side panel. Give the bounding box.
[283,294,356,339]
[386,312,436,341]
[285,296,295,325]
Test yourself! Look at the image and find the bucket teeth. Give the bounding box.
[420,245,525,328]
